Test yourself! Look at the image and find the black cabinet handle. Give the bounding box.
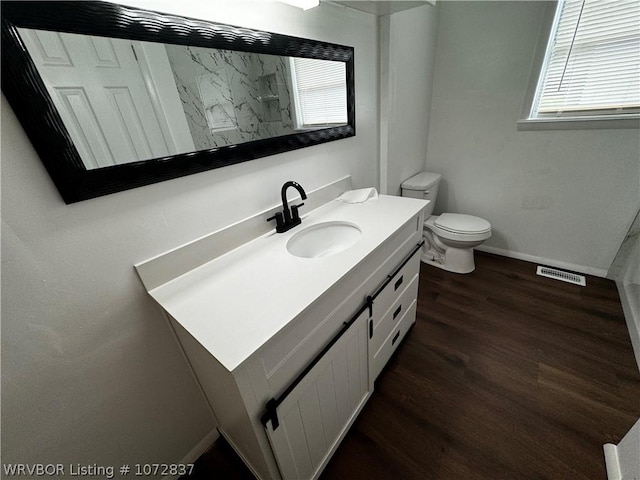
[393,304,402,320]
[392,330,401,345]
[394,275,403,291]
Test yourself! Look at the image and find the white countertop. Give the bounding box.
[149,194,427,372]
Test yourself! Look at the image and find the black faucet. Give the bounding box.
[267,181,307,233]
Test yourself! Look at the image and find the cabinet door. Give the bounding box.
[265,310,370,480]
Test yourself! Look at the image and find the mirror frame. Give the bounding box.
[1,1,355,203]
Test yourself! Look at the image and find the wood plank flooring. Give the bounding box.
[183,252,640,479]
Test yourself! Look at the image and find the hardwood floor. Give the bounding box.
[183,252,640,480]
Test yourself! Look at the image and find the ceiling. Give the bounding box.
[325,1,433,16]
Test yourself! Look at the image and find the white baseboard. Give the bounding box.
[603,443,622,480]
[162,428,219,480]
[476,245,608,278]
[603,418,640,480]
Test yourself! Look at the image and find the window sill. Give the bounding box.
[517,115,640,131]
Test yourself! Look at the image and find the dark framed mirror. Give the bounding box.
[1,1,355,203]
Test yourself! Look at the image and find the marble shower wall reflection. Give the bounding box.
[164,44,295,150]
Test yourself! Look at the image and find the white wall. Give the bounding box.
[425,1,640,276]
[1,0,377,471]
[381,4,439,195]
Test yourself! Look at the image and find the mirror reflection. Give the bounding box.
[18,28,348,170]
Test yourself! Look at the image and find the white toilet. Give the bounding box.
[401,172,491,274]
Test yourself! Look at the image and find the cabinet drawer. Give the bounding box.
[371,298,417,382]
[372,248,420,328]
[371,273,419,354]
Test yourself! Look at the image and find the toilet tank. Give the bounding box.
[401,172,442,216]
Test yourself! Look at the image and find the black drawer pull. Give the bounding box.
[392,330,401,346]
[394,275,404,291]
[393,304,402,320]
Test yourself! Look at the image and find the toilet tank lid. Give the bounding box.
[401,172,442,191]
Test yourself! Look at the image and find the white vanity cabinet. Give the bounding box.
[138,193,427,480]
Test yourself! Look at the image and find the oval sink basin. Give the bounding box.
[287,221,362,258]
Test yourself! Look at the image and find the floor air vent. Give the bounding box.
[536,266,586,286]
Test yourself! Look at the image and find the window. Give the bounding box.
[289,57,347,128]
[528,0,640,123]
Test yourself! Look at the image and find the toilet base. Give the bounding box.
[421,245,476,274]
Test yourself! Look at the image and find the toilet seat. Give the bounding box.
[425,214,491,242]
[435,213,491,235]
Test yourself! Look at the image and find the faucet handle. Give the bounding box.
[267,212,285,230]
[291,203,305,221]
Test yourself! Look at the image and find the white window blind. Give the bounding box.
[531,0,640,119]
[291,58,347,127]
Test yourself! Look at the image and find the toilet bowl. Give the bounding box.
[401,172,491,274]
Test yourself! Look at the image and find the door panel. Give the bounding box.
[56,87,113,169]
